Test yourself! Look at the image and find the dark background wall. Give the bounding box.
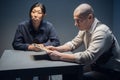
[0,0,119,56]
[113,0,120,45]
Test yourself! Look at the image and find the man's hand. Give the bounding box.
[47,50,76,62]
[46,46,58,51]
[47,50,62,61]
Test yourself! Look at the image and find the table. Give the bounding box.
[0,50,83,80]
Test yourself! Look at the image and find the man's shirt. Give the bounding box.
[65,18,120,71]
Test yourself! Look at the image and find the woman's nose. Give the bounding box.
[34,12,38,17]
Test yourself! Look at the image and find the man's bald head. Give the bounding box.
[74,3,94,18]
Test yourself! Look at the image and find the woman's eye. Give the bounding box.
[32,11,35,13]
[38,12,42,14]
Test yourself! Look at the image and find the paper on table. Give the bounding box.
[33,43,51,52]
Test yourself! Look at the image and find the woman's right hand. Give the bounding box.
[28,44,41,51]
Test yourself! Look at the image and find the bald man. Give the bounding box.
[47,3,120,80]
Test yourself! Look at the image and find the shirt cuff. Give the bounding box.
[25,44,30,50]
[73,52,81,63]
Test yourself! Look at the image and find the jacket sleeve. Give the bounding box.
[74,25,113,65]
[12,24,29,50]
[65,31,85,50]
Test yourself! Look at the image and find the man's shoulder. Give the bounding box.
[95,24,110,32]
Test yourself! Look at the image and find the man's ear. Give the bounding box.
[88,14,93,19]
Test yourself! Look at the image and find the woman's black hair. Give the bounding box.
[29,2,46,18]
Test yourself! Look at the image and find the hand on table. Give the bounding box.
[46,50,62,61]
[28,43,50,52]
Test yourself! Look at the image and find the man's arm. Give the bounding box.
[46,43,72,52]
[47,50,76,62]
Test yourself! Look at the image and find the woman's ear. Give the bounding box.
[44,13,47,16]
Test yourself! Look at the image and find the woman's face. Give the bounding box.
[31,6,45,26]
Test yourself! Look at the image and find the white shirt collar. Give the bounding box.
[88,18,100,34]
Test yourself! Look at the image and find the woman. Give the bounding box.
[12,2,60,51]
[12,2,60,80]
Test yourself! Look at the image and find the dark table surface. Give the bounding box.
[0,50,83,80]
